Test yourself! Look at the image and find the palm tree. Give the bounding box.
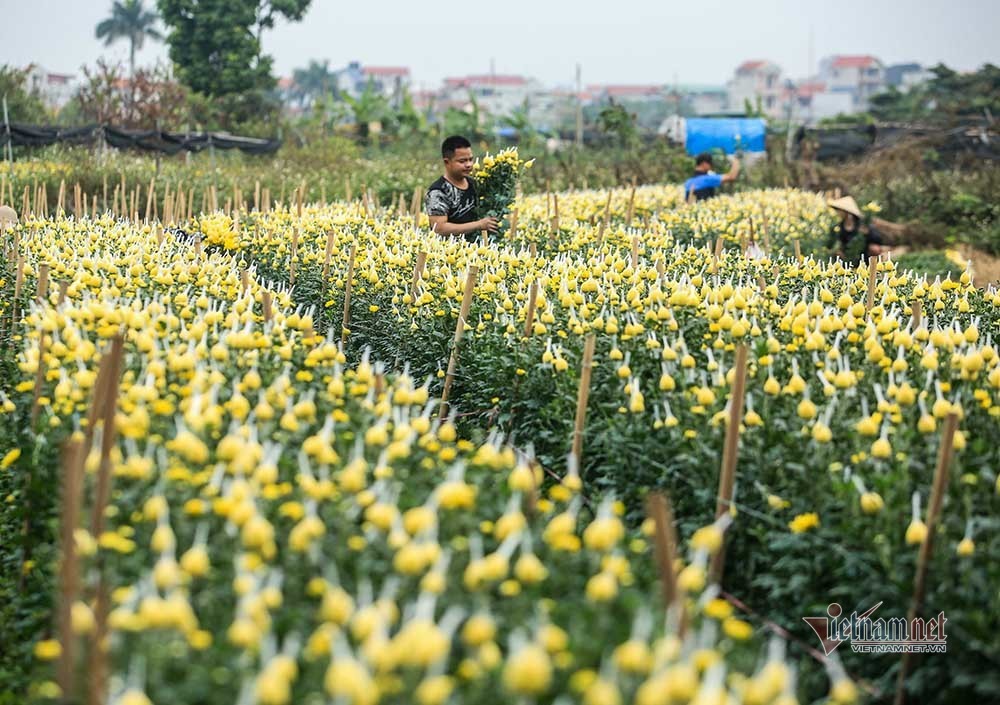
[291,60,339,110]
[95,0,162,79]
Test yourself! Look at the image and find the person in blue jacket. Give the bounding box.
[683,152,740,202]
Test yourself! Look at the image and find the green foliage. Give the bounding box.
[869,63,1000,123]
[0,65,50,123]
[290,59,339,110]
[596,101,638,148]
[893,250,963,280]
[95,0,163,77]
[156,0,310,126]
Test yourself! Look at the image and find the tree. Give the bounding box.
[74,59,190,129]
[290,60,339,110]
[0,65,49,123]
[158,0,310,101]
[95,0,163,79]
[868,63,1000,123]
[343,80,390,144]
[596,99,638,148]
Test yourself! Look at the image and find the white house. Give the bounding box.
[24,65,77,112]
[441,75,545,116]
[818,55,886,110]
[726,61,785,118]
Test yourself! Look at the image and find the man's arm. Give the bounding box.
[720,157,741,183]
[429,215,498,236]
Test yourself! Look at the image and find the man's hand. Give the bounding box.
[479,216,499,233]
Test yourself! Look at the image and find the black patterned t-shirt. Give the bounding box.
[424,176,479,225]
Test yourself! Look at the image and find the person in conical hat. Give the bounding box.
[828,195,883,265]
[0,205,17,228]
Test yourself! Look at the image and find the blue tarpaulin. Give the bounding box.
[685,118,767,155]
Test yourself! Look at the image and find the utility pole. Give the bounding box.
[575,63,583,148]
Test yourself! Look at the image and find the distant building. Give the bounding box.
[441,74,544,116]
[24,65,77,111]
[726,60,785,118]
[886,63,932,92]
[818,55,886,110]
[336,62,411,104]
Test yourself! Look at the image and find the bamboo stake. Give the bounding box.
[144,178,155,222]
[90,334,124,539]
[911,299,922,330]
[56,437,85,701]
[866,256,880,312]
[893,412,959,705]
[709,343,749,584]
[341,243,357,347]
[570,334,598,464]
[411,251,428,298]
[57,179,65,214]
[646,492,681,610]
[439,265,479,418]
[793,239,802,263]
[30,332,48,427]
[262,291,273,322]
[102,175,108,212]
[187,189,194,220]
[58,280,69,305]
[91,194,97,218]
[254,181,261,211]
[523,280,539,338]
[509,208,519,240]
[289,227,299,285]
[36,262,50,303]
[626,183,637,227]
[631,236,640,270]
[322,230,335,281]
[711,236,723,274]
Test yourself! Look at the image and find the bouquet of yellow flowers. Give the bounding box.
[474,148,532,231]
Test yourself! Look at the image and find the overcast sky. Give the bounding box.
[2,0,997,89]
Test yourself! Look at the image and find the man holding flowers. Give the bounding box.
[425,135,499,242]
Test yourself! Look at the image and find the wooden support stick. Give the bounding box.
[289,227,299,285]
[56,437,85,701]
[411,251,428,298]
[340,243,357,347]
[893,412,959,705]
[647,492,681,610]
[439,265,479,418]
[322,230,335,281]
[144,178,155,222]
[631,236,640,270]
[911,299,922,330]
[30,332,49,426]
[866,256,880,312]
[570,334,598,465]
[626,183,636,227]
[262,291,273,322]
[90,335,124,539]
[523,280,539,338]
[36,263,50,303]
[709,343,749,584]
[793,239,802,263]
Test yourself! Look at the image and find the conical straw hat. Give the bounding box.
[827,196,861,219]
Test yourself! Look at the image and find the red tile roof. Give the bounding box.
[831,55,878,68]
[277,77,294,89]
[737,60,768,73]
